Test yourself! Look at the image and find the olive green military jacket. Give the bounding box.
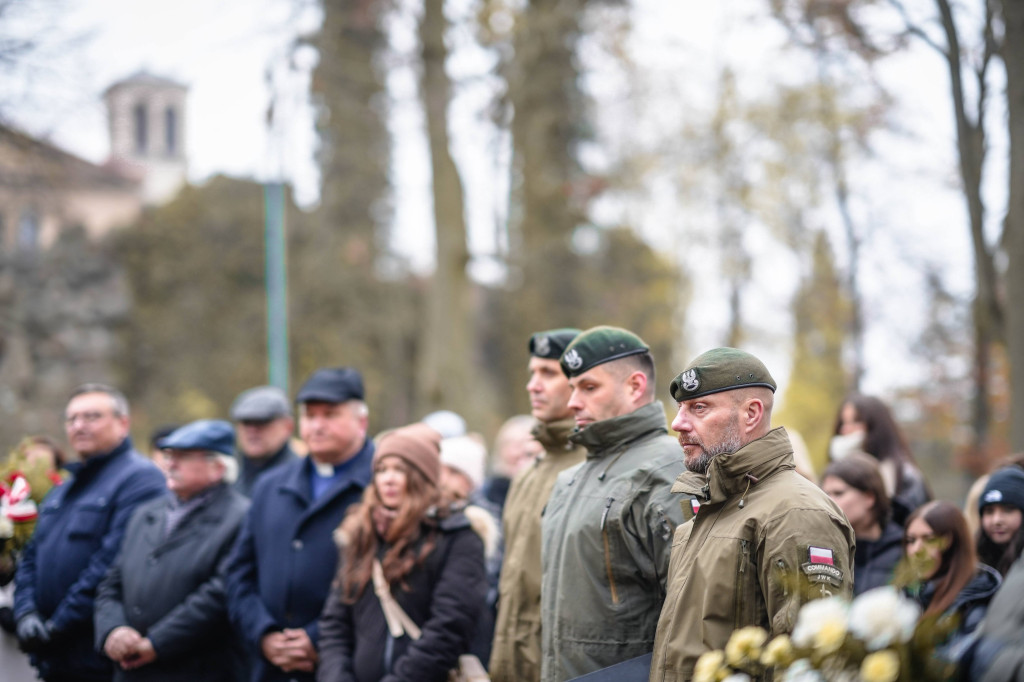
[649,427,856,682]
[489,417,586,682]
[540,402,687,682]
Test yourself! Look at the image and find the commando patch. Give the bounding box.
[801,562,844,587]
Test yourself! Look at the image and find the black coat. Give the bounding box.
[316,514,487,682]
[94,483,250,682]
[853,521,904,596]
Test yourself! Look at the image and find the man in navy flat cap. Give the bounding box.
[94,419,250,681]
[226,367,375,682]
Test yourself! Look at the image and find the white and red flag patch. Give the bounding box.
[809,546,834,565]
[691,499,701,515]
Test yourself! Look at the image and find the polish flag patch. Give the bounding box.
[691,499,701,515]
[809,546,834,565]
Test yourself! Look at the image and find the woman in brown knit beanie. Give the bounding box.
[318,423,487,682]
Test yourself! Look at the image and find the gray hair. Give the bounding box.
[214,454,238,484]
[69,383,130,418]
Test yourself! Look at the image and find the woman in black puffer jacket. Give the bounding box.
[317,424,486,682]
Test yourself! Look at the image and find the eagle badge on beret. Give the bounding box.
[534,335,551,357]
[680,369,699,392]
[564,348,583,371]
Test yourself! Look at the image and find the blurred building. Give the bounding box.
[0,71,188,252]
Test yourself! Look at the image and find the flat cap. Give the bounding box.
[529,328,582,360]
[231,385,291,421]
[295,367,365,404]
[158,419,235,456]
[560,325,649,378]
[670,347,776,402]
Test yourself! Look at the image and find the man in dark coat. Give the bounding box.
[230,386,299,497]
[94,419,250,681]
[14,384,167,682]
[226,368,375,682]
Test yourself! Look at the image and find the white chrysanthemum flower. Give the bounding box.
[849,586,921,650]
[791,596,849,648]
[780,659,825,682]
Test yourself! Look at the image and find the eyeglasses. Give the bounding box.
[64,411,113,425]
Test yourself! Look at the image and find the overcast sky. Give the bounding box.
[2,0,999,399]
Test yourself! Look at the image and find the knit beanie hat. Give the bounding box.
[440,436,487,492]
[373,423,441,487]
[980,467,1024,513]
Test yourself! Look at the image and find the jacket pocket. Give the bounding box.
[600,497,620,605]
[733,538,758,629]
[66,502,109,540]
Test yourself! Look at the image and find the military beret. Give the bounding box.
[295,367,365,404]
[231,385,292,421]
[560,325,649,378]
[670,347,776,402]
[529,328,582,360]
[158,419,235,456]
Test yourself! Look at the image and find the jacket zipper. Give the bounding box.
[735,539,751,627]
[601,497,619,605]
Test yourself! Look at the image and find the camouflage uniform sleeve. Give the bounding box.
[759,507,855,636]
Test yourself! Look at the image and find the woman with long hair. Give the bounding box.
[901,501,1000,650]
[821,453,903,595]
[975,467,1024,577]
[316,424,486,682]
[829,394,931,524]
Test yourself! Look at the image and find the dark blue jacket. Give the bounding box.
[14,438,167,681]
[226,440,374,682]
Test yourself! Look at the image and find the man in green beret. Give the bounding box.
[490,328,586,682]
[539,326,687,682]
[649,348,855,682]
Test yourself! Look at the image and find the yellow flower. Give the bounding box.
[760,634,794,668]
[860,650,900,682]
[694,650,727,682]
[725,626,769,668]
[813,617,847,654]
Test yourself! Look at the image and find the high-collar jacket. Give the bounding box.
[489,416,585,682]
[650,427,856,682]
[540,402,687,682]
[14,438,167,682]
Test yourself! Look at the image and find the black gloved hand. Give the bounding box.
[16,611,51,653]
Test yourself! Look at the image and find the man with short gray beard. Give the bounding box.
[649,348,855,682]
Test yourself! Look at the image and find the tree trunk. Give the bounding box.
[1001,0,1024,450]
[416,0,475,417]
[934,0,1000,459]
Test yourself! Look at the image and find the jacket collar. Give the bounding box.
[65,437,133,478]
[278,438,374,508]
[532,417,577,453]
[671,427,795,505]
[569,401,669,458]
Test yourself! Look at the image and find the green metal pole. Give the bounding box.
[264,182,289,394]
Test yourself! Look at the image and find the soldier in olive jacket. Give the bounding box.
[650,348,855,682]
[490,329,585,682]
[540,327,687,682]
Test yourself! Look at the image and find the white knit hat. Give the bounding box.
[439,436,487,492]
